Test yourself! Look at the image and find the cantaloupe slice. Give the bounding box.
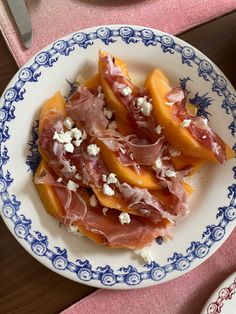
[99,50,133,124]
[145,69,235,162]
[96,140,161,190]
[39,91,66,135]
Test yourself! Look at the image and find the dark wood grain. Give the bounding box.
[0,11,236,314]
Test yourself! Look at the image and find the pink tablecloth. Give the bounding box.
[61,231,236,314]
[0,0,236,67]
[0,1,235,313]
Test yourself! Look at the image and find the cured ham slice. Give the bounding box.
[34,161,166,249]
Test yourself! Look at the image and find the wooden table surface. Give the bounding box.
[0,11,236,314]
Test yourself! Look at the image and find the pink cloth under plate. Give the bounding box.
[0,1,235,313]
[0,0,236,67]
[61,231,236,314]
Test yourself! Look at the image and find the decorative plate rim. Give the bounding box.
[0,24,235,289]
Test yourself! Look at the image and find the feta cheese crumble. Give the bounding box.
[53,131,72,144]
[106,173,118,184]
[71,128,82,141]
[87,144,100,156]
[120,86,132,96]
[180,119,191,128]
[56,177,62,183]
[135,247,153,264]
[155,125,163,134]
[119,212,131,225]
[64,142,74,153]
[136,97,153,117]
[102,207,109,216]
[63,117,74,130]
[141,102,153,117]
[67,180,79,191]
[103,183,115,196]
[165,169,176,177]
[155,157,162,169]
[89,194,98,207]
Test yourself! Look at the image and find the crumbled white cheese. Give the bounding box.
[56,177,62,183]
[67,180,79,191]
[155,125,163,134]
[73,139,83,147]
[102,207,109,216]
[136,97,153,117]
[87,144,100,156]
[120,86,132,96]
[169,146,181,157]
[165,169,176,177]
[202,135,207,139]
[165,101,174,107]
[102,174,107,182]
[75,173,82,180]
[107,173,118,184]
[103,183,115,196]
[108,121,117,130]
[119,212,131,225]
[180,119,191,128]
[136,97,146,107]
[140,102,153,117]
[155,157,162,169]
[64,142,74,153]
[103,107,113,119]
[53,130,72,144]
[89,194,98,207]
[135,247,153,264]
[63,117,74,130]
[71,128,82,141]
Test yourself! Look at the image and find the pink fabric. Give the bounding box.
[0,0,236,67]
[61,231,236,314]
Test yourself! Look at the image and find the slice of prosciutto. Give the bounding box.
[166,88,227,164]
[35,166,167,249]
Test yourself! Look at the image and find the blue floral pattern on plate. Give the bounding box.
[0,26,235,287]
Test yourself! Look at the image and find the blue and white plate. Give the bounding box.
[0,25,235,289]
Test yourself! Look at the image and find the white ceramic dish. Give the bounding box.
[0,25,235,289]
[201,272,236,314]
